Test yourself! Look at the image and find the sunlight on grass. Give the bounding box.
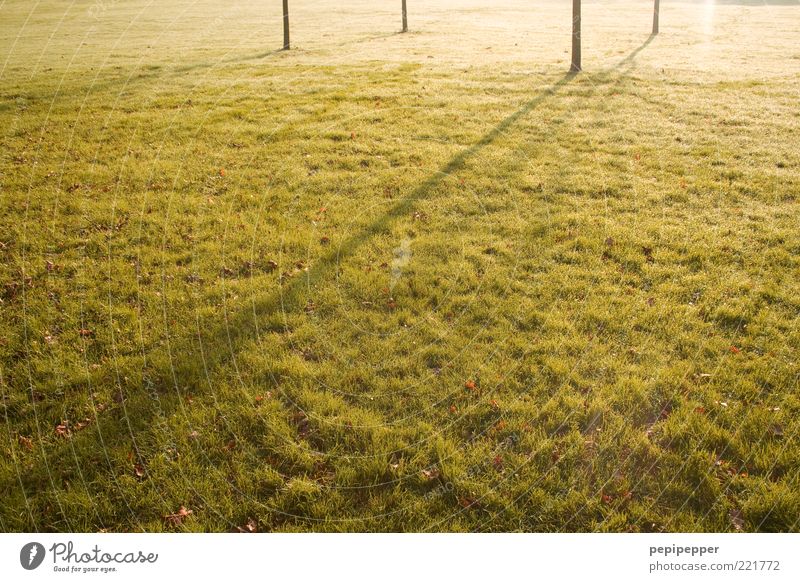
[0,0,798,533]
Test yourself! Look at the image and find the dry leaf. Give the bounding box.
[729,509,744,531]
[164,506,193,526]
[235,518,257,533]
[421,467,440,480]
[458,496,478,509]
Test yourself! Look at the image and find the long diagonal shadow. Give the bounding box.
[8,36,657,530]
[213,72,576,371]
[217,36,657,364]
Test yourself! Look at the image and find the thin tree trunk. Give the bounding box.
[570,0,581,72]
[282,0,290,50]
[402,0,408,33]
[652,0,660,35]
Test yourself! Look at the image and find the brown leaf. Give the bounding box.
[133,463,146,479]
[55,422,71,439]
[464,380,477,391]
[79,328,94,338]
[492,454,504,471]
[18,435,33,450]
[421,467,440,480]
[458,496,478,509]
[164,506,193,526]
[235,518,257,533]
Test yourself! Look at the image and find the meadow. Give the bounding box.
[1,0,799,532]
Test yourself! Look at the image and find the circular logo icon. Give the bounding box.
[20,542,46,570]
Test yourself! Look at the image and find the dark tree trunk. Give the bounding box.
[402,0,408,33]
[652,0,660,35]
[282,0,290,50]
[570,0,581,72]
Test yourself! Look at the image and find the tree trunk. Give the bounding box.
[570,0,581,72]
[282,0,290,50]
[402,0,408,33]
[652,0,660,35]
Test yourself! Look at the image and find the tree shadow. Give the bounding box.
[216,36,658,362]
[9,35,657,530]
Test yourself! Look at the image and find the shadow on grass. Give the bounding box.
[10,35,656,530]
[149,34,657,437]
[217,36,657,361]
[79,31,402,96]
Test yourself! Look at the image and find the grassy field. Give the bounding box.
[1,0,799,532]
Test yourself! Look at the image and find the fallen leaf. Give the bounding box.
[79,329,94,338]
[55,422,71,439]
[464,380,477,391]
[235,518,257,533]
[458,496,478,509]
[421,467,440,480]
[729,346,741,354]
[492,455,503,471]
[18,435,33,450]
[133,463,146,479]
[164,506,193,526]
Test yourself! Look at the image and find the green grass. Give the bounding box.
[2,5,800,532]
